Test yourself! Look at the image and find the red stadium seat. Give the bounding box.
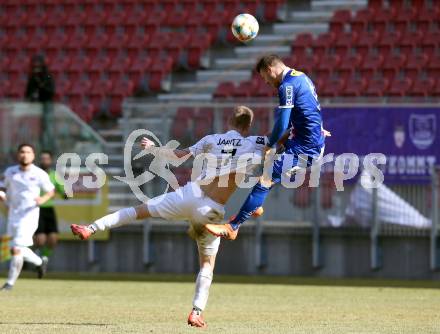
[312,32,335,58]
[393,6,417,34]
[350,8,372,34]
[24,8,47,29]
[125,31,150,58]
[65,31,89,53]
[334,31,358,57]
[378,31,401,57]
[319,77,346,98]
[128,55,152,85]
[63,8,86,27]
[398,31,423,57]
[7,54,30,75]
[329,10,351,34]
[164,9,189,27]
[341,77,367,97]
[368,0,382,12]
[337,54,362,80]
[148,32,171,60]
[45,31,69,57]
[171,107,193,138]
[364,77,389,97]
[108,52,131,79]
[187,34,211,69]
[149,56,173,91]
[48,53,71,76]
[264,0,284,22]
[431,79,440,97]
[381,54,406,82]
[315,54,341,79]
[166,32,190,67]
[427,55,440,78]
[417,5,440,33]
[388,77,412,96]
[105,32,129,57]
[214,82,235,98]
[355,31,380,58]
[25,31,49,54]
[360,53,384,77]
[421,31,440,58]
[54,77,72,100]
[371,7,396,35]
[144,9,167,34]
[67,79,92,98]
[88,55,111,79]
[66,56,90,81]
[408,78,435,97]
[292,33,314,54]
[84,32,109,56]
[405,53,429,80]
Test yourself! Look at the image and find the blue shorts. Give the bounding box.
[271,139,324,184]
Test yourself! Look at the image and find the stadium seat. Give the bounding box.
[381,54,406,82]
[164,9,189,27]
[65,31,89,54]
[45,31,69,58]
[319,77,346,98]
[360,53,384,77]
[431,79,440,97]
[66,56,91,81]
[312,32,335,58]
[108,52,132,80]
[214,82,235,99]
[407,78,435,97]
[337,54,362,81]
[371,7,396,35]
[25,31,49,54]
[24,8,47,29]
[166,32,190,67]
[315,54,341,79]
[263,0,284,22]
[127,55,152,86]
[355,31,380,58]
[171,107,193,138]
[350,8,372,34]
[405,53,429,81]
[48,53,71,76]
[54,77,72,100]
[417,5,440,33]
[421,31,440,57]
[106,32,129,56]
[329,10,351,34]
[149,56,173,91]
[147,32,171,60]
[393,6,417,34]
[388,77,412,96]
[125,30,150,58]
[398,31,423,57]
[334,31,358,57]
[292,33,313,54]
[378,31,402,57]
[88,55,111,79]
[341,77,367,97]
[364,77,389,97]
[187,33,211,69]
[427,55,440,78]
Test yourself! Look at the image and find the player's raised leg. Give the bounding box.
[71,205,150,240]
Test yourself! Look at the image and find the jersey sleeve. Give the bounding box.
[188,135,212,156]
[278,82,295,109]
[39,170,55,193]
[0,168,12,189]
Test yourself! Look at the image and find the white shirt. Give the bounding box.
[2,164,54,221]
[189,130,268,180]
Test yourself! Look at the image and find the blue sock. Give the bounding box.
[230,182,271,230]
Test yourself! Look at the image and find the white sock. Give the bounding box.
[193,267,213,311]
[90,207,137,231]
[21,247,43,266]
[7,254,24,286]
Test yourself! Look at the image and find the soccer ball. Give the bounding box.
[231,14,259,42]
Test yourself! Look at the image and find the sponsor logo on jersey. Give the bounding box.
[217,138,242,146]
[285,85,293,106]
[256,137,265,145]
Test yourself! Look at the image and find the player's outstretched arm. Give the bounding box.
[35,189,55,206]
[140,137,192,160]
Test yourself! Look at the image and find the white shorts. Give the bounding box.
[7,208,40,247]
[147,182,223,256]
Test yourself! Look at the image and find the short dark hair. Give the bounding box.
[255,54,284,73]
[40,150,53,157]
[17,143,35,153]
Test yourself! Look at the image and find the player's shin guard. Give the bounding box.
[193,267,213,311]
[7,253,24,286]
[91,207,137,231]
[21,247,43,266]
[229,182,271,230]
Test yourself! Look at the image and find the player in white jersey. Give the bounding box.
[70,106,267,328]
[0,144,55,291]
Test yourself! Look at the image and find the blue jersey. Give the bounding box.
[268,68,324,149]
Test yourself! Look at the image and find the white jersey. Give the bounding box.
[2,164,54,222]
[188,130,268,180]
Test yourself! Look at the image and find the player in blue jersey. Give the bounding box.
[205,54,328,240]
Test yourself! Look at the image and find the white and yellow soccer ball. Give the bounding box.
[231,13,259,42]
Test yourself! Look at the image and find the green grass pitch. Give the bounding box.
[0,274,439,333]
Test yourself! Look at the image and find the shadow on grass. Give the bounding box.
[8,271,440,290]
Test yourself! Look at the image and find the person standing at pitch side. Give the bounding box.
[206,54,327,240]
